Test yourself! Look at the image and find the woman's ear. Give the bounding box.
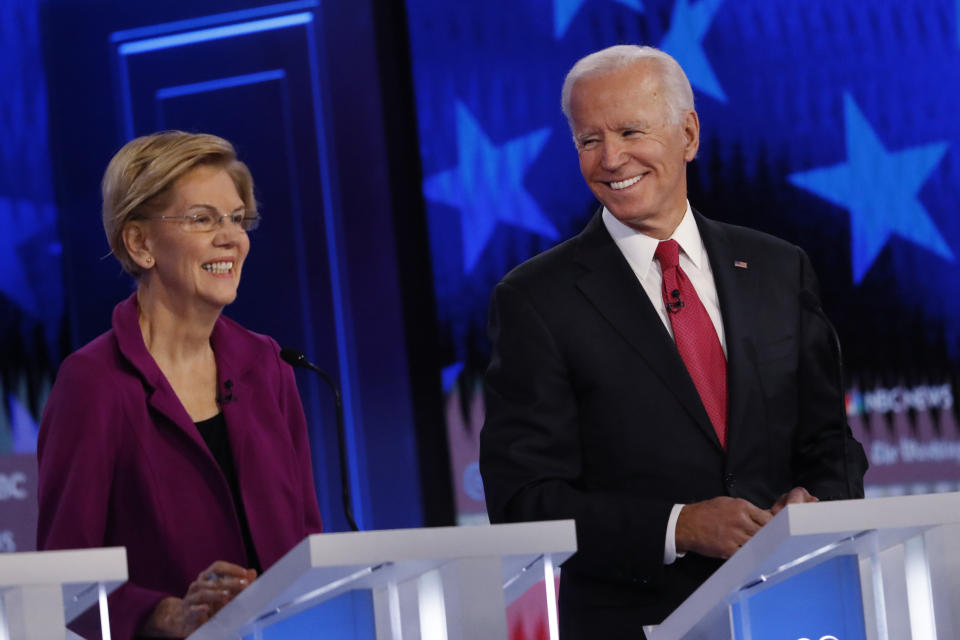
[122,222,155,271]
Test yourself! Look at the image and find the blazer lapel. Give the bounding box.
[111,293,228,462]
[210,319,255,477]
[696,212,760,457]
[573,212,720,447]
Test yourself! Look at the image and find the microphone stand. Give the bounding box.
[281,348,359,531]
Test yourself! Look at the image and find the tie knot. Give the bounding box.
[654,239,680,269]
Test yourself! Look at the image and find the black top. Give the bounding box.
[194,413,262,573]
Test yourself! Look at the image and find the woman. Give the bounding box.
[37,131,323,638]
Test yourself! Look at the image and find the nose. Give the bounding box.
[599,138,627,171]
[213,220,245,246]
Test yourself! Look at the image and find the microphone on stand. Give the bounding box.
[280,347,359,531]
[799,289,853,499]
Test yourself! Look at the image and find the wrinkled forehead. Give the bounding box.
[570,63,673,129]
[575,60,667,100]
[169,164,245,209]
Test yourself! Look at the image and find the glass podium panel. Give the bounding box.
[731,554,867,640]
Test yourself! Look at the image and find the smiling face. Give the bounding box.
[137,164,250,312]
[570,61,699,238]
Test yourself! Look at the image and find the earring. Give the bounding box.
[145,256,154,265]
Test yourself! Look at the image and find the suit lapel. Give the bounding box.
[696,212,760,457]
[573,212,720,448]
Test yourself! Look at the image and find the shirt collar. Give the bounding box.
[601,201,706,274]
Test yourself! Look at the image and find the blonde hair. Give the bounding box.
[101,131,256,276]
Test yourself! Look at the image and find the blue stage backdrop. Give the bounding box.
[404,0,960,521]
[0,0,439,548]
[0,0,63,457]
[2,0,960,540]
[0,0,63,553]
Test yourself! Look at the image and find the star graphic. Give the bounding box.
[423,102,558,272]
[659,0,726,102]
[553,0,644,39]
[789,93,952,284]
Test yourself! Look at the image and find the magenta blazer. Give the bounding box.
[37,293,323,639]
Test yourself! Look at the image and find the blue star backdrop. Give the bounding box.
[409,0,960,363]
[407,0,960,512]
[1,0,959,500]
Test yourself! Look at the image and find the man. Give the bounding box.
[479,45,867,637]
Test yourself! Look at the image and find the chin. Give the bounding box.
[608,206,651,225]
[198,290,238,310]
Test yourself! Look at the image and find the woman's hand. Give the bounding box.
[141,561,258,637]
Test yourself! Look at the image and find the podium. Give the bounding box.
[645,492,960,640]
[0,547,127,640]
[188,520,577,640]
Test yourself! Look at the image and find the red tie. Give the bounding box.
[654,239,728,448]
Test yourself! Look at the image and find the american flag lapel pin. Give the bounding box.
[734,260,748,269]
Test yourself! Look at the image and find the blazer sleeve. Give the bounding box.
[792,249,868,499]
[37,353,168,639]
[480,280,674,588]
[273,342,324,535]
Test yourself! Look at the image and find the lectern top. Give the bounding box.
[0,547,127,587]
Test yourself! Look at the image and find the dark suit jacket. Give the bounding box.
[37,293,324,639]
[480,209,867,637]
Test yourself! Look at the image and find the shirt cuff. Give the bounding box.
[664,503,687,565]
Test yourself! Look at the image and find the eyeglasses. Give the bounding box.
[152,211,261,232]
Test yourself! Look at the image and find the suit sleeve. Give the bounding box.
[480,280,674,587]
[37,354,168,639]
[273,342,324,535]
[792,249,868,499]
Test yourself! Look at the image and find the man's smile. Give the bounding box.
[607,174,646,190]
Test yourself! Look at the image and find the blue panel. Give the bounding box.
[301,13,371,530]
[109,0,318,42]
[731,555,866,640]
[156,69,286,100]
[246,590,376,640]
[112,4,370,530]
[118,13,313,55]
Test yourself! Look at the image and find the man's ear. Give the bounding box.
[122,221,155,271]
[682,110,700,162]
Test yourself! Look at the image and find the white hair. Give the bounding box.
[560,45,695,129]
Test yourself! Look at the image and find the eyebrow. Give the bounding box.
[185,203,246,213]
[575,121,652,140]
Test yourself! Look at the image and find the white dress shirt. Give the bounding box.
[601,202,727,565]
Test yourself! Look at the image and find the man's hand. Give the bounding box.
[675,497,772,559]
[770,486,818,516]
